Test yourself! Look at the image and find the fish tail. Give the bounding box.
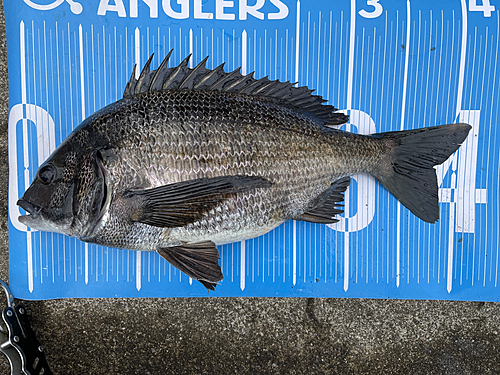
[372,123,471,223]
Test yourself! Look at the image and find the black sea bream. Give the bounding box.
[17,52,471,290]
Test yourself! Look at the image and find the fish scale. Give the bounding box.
[81,89,373,250]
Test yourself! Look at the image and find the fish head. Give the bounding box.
[17,141,108,238]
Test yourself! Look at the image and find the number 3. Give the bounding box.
[359,0,383,19]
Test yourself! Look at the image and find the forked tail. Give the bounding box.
[372,123,472,223]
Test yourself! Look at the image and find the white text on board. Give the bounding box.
[97,0,290,20]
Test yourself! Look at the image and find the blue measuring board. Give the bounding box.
[5,0,500,300]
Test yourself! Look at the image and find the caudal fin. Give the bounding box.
[373,123,471,223]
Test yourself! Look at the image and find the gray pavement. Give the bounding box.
[1,2,500,374]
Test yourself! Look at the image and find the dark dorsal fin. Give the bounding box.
[123,51,348,126]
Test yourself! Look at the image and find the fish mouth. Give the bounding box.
[17,199,41,221]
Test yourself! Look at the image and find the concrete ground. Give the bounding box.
[1,3,500,374]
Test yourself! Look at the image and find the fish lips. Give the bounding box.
[18,197,75,233]
[17,198,41,220]
[17,199,52,231]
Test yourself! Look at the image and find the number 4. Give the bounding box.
[469,0,495,17]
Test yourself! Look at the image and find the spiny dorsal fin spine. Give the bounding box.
[220,69,247,92]
[271,84,296,101]
[179,56,209,89]
[232,75,257,94]
[223,72,252,92]
[239,76,269,95]
[162,54,191,90]
[209,67,240,91]
[292,96,321,107]
[251,79,275,95]
[290,89,316,102]
[123,64,137,98]
[261,80,284,96]
[135,54,154,95]
[149,49,173,92]
[193,63,226,90]
[123,52,348,126]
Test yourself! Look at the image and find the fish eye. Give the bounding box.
[38,165,56,185]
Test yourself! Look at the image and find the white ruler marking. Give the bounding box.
[397,0,411,288]
[240,29,248,291]
[387,12,396,283]
[43,22,50,161]
[189,28,193,68]
[447,0,468,293]
[19,21,34,292]
[285,28,288,80]
[411,11,421,282]
[32,23,40,284]
[470,29,478,285]
[295,0,300,86]
[284,224,287,283]
[68,23,76,281]
[346,0,356,110]
[134,27,140,79]
[456,0,468,117]
[344,0,356,292]
[424,12,432,284]
[492,12,499,287]
[136,251,141,291]
[252,239,255,283]
[79,25,85,119]
[134,27,141,291]
[437,11,444,283]
[306,12,310,86]
[479,29,489,287]
[187,30,193,293]
[240,241,246,291]
[275,28,278,79]
[242,29,247,74]
[85,243,88,285]
[327,12,332,106]
[444,13,455,280]
[79,25,89,285]
[101,25,106,106]
[272,230,275,282]
[114,27,118,101]
[303,224,306,283]
[293,220,297,285]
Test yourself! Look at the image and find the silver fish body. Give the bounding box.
[84,90,381,248]
[17,53,471,290]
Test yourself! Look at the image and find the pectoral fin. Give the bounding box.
[294,177,350,224]
[125,175,272,228]
[157,241,223,290]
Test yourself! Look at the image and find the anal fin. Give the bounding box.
[294,177,350,224]
[157,241,223,291]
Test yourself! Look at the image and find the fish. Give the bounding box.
[17,52,471,290]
